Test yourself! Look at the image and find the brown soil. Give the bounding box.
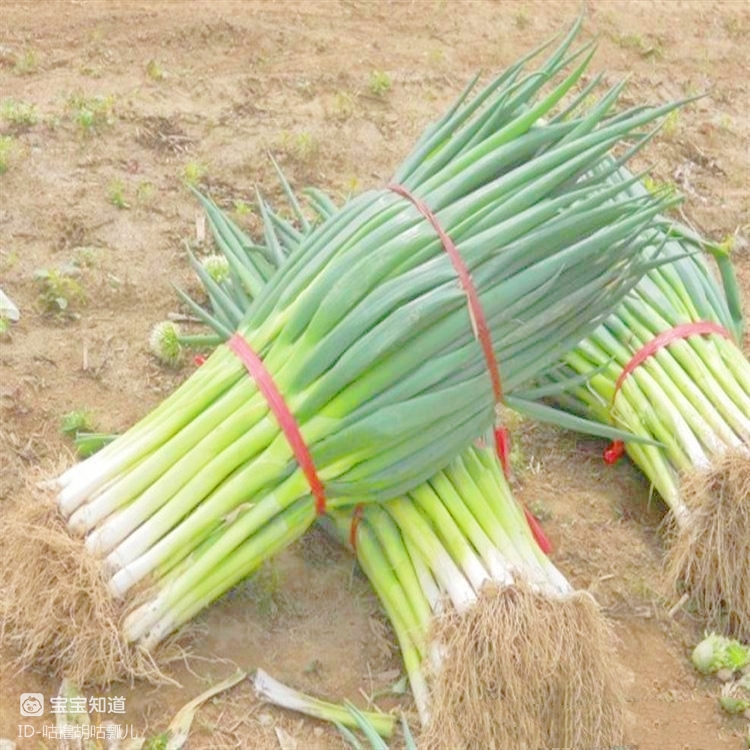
[1,1,748,748]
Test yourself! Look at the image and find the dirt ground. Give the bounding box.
[1,0,749,748]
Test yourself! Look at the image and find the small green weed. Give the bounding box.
[108,178,130,209]
[279,130,319,163]
[342,175,361,196]
[141,733,169,750]
[722,15,746,39]
[642,175,677,199]
[369,70,392,97]
[295,131,317,160]
[719,113,734,132]
[145,59,166,81]
[1,98,38,132]
[661,109,680,139]
[0,136,17,174]
[331,90,357,120]
[0,249,19,273]
[182,161,207,187]
[232,198,253,217]
[73,246,100,268]
[34,264,86,317]
[61,409,96,437]
[612,32,664,59]
[14,48,38,75]
[427,48,445,66]
[249,560,283,618]
[136,180,156,206]
[67,93,115,135]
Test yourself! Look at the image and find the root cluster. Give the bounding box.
[420,583,628,750]
[667,452,750,639]
[0,497,174,686]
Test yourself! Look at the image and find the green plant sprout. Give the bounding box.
[0,99,38,131]
[332,91,357,119]
[283,130,319,162]
[33,265,85,317]
[145,59,166,81]
[108,178,130,209]
[232,198,253,217]
[182,161,207,187]
[136,180,156,206]
[612,32,664,59]
[661,109,680,139]
[514,11,531,30]
[61,409,96,437]
[14,48,38,75]
[67,93,115,135]
[369,70,392,97]
[641,174,677,199]
[0,136,17,174]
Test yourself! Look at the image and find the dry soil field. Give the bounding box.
[1,1,749,748]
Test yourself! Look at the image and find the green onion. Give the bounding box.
[252,668,397,739]
[80,129,628,745]
[324,442,627,749]
[536,159,750,635]
[336,705,418,750]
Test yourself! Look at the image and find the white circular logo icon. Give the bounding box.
[20,694,44,716]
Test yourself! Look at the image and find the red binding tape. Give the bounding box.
[388,185,551,552]
[494,427,511,477]
[389,183,511,471]
[228,333,327,514]
[388,184,503,405]
[604,321,731,465]
[603,440,626,465]
[612,321,731,403]
[523,507,553,555]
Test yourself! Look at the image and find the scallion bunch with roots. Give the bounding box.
[2,21,680,685]
[186,175,628,746]
[542,162,750,636]
[324,444,627,749]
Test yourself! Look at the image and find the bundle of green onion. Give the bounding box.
[539,161,750,635]
[325,445,626,749]
[3,21,682,687]
[178,178,627,747]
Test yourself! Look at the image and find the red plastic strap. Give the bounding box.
[349,503,365,551]
[493,427,511,478]
[227,333,327,514]
[612,321,731,402]
[604,321,731,466]
[387,186,550,548]
[388,183,503,404]
[523,507,553,555]
[603,440,625,465]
